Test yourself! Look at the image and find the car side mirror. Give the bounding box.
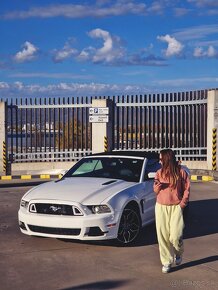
[144,172,156,181]
[147,172,156,179]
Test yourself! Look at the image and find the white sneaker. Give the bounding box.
[174,255,182,265]
[162,264,171,273]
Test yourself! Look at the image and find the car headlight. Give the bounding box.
[20,200,29,209]
[88,205,111,214]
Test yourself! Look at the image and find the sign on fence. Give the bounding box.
[89,107,109,123]
[89,107,109,115]
[89,115,109,123]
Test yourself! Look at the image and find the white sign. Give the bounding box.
[89,107,109,115]
[89,115,109,123]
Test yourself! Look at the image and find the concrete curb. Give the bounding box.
[190,175,214,181]
[0,174,214,182]
[0,180,48,188]
[0,174,61,180]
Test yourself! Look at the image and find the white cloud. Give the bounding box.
[146,0,177,15]
[147,2,164,14]
[2,2,147,19]
[196,40,218,47]
[14,81,24,89]
[0,82,9,89]
[78,29,166,66]
[125,52,167,66]
[157,34,184,57]
[9,28,165,68]
[174,8,191,16]
[53,39,78,63]
[193,47,204,57]
[152,77,218,87]
[173,24,218,41]
[89,29,112,62]
[0,81,152,97]
[193,45,217,57]
[10,72,92,80]
[188,0,218,7]
[207,45,217,57]
[2,0,218,21]
[87,28,125,64]
[14,41,38,63]
[78,48,92,61]
[1,78,218,98]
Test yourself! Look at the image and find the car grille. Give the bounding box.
[30,203,75,215]
[28,225,81,236]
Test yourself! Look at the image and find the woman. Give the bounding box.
[153,149,190,273]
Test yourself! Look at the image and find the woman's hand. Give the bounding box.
[154,179,162,194]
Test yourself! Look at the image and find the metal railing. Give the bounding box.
[4,90,208,162]
[112,90,207,160]
[7,97,92,162]
[11,149,92,163]
[113,147,207,160]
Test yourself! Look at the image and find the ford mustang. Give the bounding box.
[18,151,161,245]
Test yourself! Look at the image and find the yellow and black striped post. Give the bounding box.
[212,128,217,170]
[3,141,7,173]
[104,136,108,152]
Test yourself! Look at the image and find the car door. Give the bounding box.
[140,159,161,225]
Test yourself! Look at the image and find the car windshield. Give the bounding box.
[64,157,144,182]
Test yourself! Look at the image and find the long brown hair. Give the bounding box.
[160,149,180,188]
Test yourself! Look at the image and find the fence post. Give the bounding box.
[0,102,7,175]
[91,99,113,154]
[212,128,217,170]
[104,136,108,152]
[207,89,218,170]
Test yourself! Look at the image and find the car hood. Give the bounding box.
[23,177,135,204]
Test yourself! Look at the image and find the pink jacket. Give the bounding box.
[153,168,190,209]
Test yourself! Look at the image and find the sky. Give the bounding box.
[0,0,218,99]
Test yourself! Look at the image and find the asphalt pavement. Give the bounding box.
[0,181,217,290]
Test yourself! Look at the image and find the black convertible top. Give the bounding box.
[90,150,159,159]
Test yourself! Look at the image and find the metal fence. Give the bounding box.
[4,89,208,162]
[6,97,92,162]
[112,90,207,160]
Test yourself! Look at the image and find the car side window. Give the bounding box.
[144,159,160,180]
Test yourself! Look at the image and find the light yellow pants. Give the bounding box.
[155,203,184,266]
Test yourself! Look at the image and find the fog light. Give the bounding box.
[87,227,106,236]
[19,221,27,230]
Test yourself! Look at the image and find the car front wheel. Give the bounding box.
[117,207,141,245]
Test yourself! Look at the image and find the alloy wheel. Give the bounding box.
[117,208,141,244]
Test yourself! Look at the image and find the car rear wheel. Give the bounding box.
[117,207,141,245]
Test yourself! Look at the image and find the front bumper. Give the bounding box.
[18,207,119,241]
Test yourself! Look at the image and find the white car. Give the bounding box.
[18,151,161,245]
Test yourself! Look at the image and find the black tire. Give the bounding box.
[117,207,141,245]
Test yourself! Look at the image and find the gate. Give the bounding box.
[112,90,207,160]
[5,90,208,163]
[7,97,92,162]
